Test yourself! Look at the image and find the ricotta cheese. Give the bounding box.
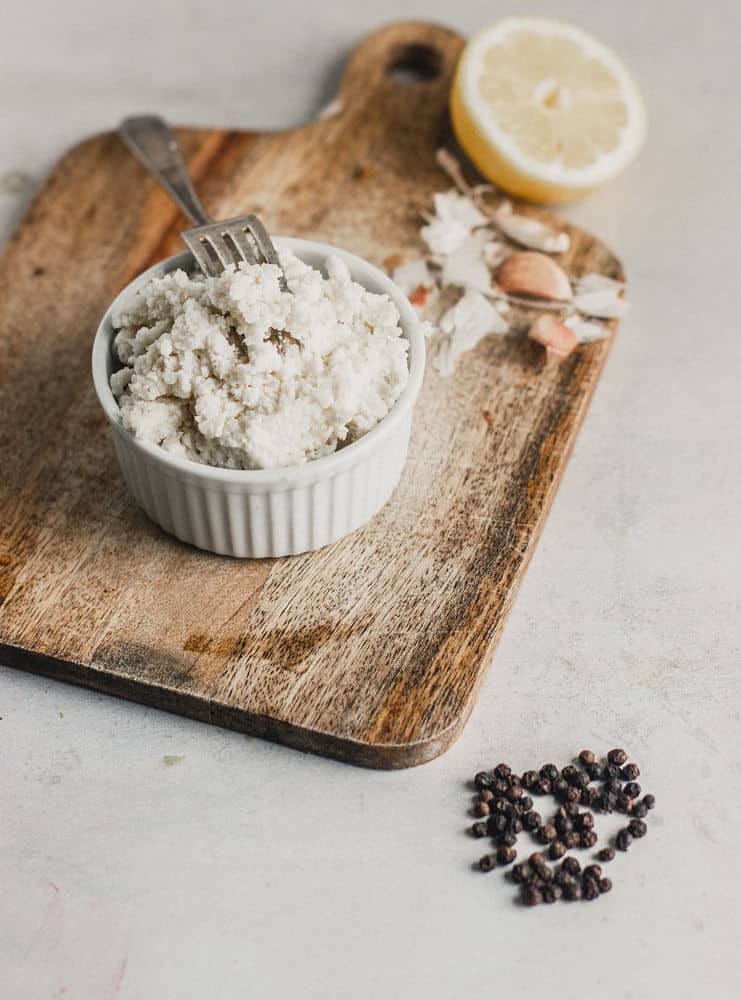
[110,250,409,470]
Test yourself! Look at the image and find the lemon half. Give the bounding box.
[451,17,647,203]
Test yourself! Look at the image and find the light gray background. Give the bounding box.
[2,1,739,997]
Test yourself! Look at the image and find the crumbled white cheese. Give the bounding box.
[110,250,409,470]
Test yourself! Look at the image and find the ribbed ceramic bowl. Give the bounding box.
[92,237,425,558]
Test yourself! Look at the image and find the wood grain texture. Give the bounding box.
[0,22,623,768]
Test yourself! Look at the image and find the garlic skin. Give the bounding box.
[493,202,570,254]
[528,314,579,363]
[495,251,573,302]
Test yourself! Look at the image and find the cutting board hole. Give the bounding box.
[387,44,443,83]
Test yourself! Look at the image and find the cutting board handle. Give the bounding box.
[333,21,464,112]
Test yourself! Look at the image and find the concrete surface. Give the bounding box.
[1,1,739,997]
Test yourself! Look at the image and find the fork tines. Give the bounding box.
[182,214,285,285]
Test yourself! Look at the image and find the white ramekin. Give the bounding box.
[92,237,425,558]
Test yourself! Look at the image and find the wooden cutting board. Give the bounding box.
[0,21,623,768]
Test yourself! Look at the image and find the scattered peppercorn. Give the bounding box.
[581,787,598,807]
[643,794,656,810]
[478,788,494,803]
[607,748,627,766]
[621,763,640,781]
[561,764,579,782]
[581,878,599,901]
[511,863,531,884]
[549,840,567,860]
[541,763,559,782]
[508,785,524,802]
[479,853,497,871]
[534,777,552,795]
[529,852,546,867]
[500,831,517,848]
[631,801,648,819]
[541,883,561,903]
[497,845,517,865]
[624,782,641,800]
[597,846,615,863]
[586,762,603,781]
[563,801,580,818]
[616,793,633,814]
[492,779,510,797]
[509,817,523,835]
[565,786,581,804]
[519,795,533,812]
[578,750,595,766]
[472,821,488,838]
[488,813,507,836]
[522,770,538,789]
[562,882,581,901]
[494,763,512,780]
[555,814,573,835]
[616,829,633,851]
[475,771,494,790]
[553,778,570,800]
[523,811,541,831]
[474,801,491,817]
[582,864,602,882]
[603,763,622,781]
[537,824,557,844]
[580,830,598,848]
[521,884,542,906]
[628,819,647,839]
[577,812,595,831]
[561,856,581,876]
[562,831,580,849]
[598,877,613,894]
[605,777,623,796]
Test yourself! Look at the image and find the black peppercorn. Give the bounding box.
[580,830,598,848]
[519,795,533,812]
[479,853,497,872]
[643,794,656,810]
[578,750,596,766]
[562,882,581,901]
[582,864,602,882]
[522,811,541,831]
[566,786,582,804]
[616,829,633,851]
[472,821,488,838]
[494,763,512,780]
[553,777,570,800]
[522,770,538,789]
[474,801,490,817]
[561,764,578,782]
[562,831,579,849]
[582,878,599,900]
[510,862,531,884]
[492,779,510,797]
[586,762,603,781]
[597,846,615,863]
[488,813,508,836]
[534,777,552,795]
[549,840,567,860]
[475,771,494,790]
[561,856,581,876]
[628,819,647,839]
[598,877,613,894]
[581,787,598,807]
[540,763,559,781]
[605,777,623,796]
[509,773,522,787]
[631,801,648,819]
[624,781,641,799]
[529,852,546,867]
[508,785,524,802]
[477,788,494,803]
[508,817,523,835]
[607,748,628,766]
[555,814,573,835]
[492,798,510,815]
[564,801,580,818]
[521,883,542,906]
[577,812,595,831]
[541,883,561,904]
[500,831,517,848]
[602,763,622,781]
[537,824,557,844]
[553,868,574,888]
[621,763,640,781]
[496,845,517,865]
[572,771,589,790]
[616,793,633,814]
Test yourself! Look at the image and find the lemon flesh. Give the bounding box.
[451,17,647,203]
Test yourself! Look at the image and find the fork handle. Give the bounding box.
[119,115,211,228]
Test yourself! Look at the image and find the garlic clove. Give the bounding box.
[495,251,573,302]
[528,314,578,363]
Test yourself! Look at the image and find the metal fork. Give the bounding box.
[119,115,286,286]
